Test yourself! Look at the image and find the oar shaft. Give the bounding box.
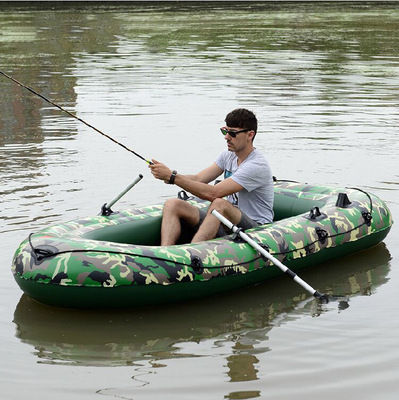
[0,70,151,164]
[211,210,325,299]
[106,174,143,209]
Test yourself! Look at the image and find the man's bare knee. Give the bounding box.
[163,198,200,226]
[209,198,241,225]
[163,198,185,214]
[209,198,231,213]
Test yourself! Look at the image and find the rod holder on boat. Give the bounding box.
[101,174,143,216]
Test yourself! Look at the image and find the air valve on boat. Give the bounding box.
[191,255,204,274]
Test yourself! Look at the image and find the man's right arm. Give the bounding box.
[150,160,228,201]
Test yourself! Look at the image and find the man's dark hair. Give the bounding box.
[225,108,258,138]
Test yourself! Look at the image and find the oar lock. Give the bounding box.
[232,227,245,242]
[305,206,327,221]
[101,203,114,216]
[100,175,143,216]
[258,243,271,261]
[231,229,271,260]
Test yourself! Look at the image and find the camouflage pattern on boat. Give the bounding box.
[11,182,393,307]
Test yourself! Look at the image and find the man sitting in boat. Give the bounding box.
[149,108,274,245]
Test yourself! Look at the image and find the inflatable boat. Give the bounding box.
[11,181,393,308]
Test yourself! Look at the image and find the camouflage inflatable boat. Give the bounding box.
[12,181,392,308]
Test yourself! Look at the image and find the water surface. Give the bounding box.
[1,3,398,399]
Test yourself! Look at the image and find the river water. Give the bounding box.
[0,2,398,399]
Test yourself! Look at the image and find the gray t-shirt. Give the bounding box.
[215,149,274,224]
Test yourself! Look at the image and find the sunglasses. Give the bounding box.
[220,127,250,138]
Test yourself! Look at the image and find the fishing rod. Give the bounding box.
[0,70,152,165]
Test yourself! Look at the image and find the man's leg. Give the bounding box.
[191,198,242,243]
[161,198,200,246]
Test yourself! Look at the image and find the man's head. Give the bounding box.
[224,108,257,141]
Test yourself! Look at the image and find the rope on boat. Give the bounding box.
[28,243,264,269]
[27,188,374,270]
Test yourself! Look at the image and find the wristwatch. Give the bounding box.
[168,170,177,184]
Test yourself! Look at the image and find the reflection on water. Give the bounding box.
[13,243,391,374]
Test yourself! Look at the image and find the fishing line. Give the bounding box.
[0,70,152,164]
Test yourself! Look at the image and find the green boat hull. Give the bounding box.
[12,182,393,308]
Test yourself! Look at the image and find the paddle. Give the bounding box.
[101,174,143,216]
[0,70,152,164]
[211,210,329,303]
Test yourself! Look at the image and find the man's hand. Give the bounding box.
[149,159,173,183]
